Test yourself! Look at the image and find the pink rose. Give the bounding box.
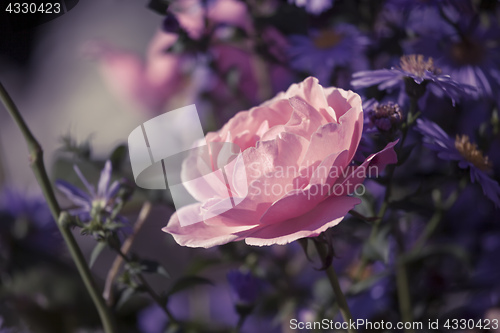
[163,77,397,247]
[86,31,203,114]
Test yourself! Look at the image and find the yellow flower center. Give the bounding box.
[454,134,492,170]
[313,30,343,49]
[399,54,441,77]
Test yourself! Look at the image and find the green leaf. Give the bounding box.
[116,287,135,310]
[166,276,213,297]
[156,265,171,279]
[124,261,144,276]
[109,144,128,170]
[362,226,391,263]
[89,242,107,268]
[140,260,171,279]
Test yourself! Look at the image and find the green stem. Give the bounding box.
[351,187,391,283]
[396,260,414,333]
[0,82,60,218]
[115,249,178,324]
[59,214,118,333]
[412,209,443,251]
[314,241,356,333]
[413,178,466,252]
[0,82,117,333]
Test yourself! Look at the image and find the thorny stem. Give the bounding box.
[0,82,117,333]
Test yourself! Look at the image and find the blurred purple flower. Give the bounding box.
[55,161,124,222]
[0,187,61,256]
[288,0,334,15]
[137,294,189,333]
[414,118,500,208]
[227,270,261,307]
[289,24,369,84]
[404,11,500,103]
[137,305,168,333]
[352,55,469,106]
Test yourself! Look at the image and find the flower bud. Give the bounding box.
[368,102,403,132]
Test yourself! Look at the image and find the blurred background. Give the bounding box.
[1,0,500,332]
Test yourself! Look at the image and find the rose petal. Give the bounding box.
[163,203,252,248]
[333,140,398,196]
[259,150,349,225]
[244,196,362,246]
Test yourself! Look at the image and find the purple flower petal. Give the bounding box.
[55,180,92,208]
[470,169,500,208]
[98,160,112,198]
[74,165,96,197]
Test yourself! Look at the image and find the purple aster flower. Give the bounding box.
[0,187,61,257]
[288,0,334,15]
[404,9,500,104]
[414,118,500,208]
[289,24,369,84]
[55,161,126,223]
[352,54,469,105]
